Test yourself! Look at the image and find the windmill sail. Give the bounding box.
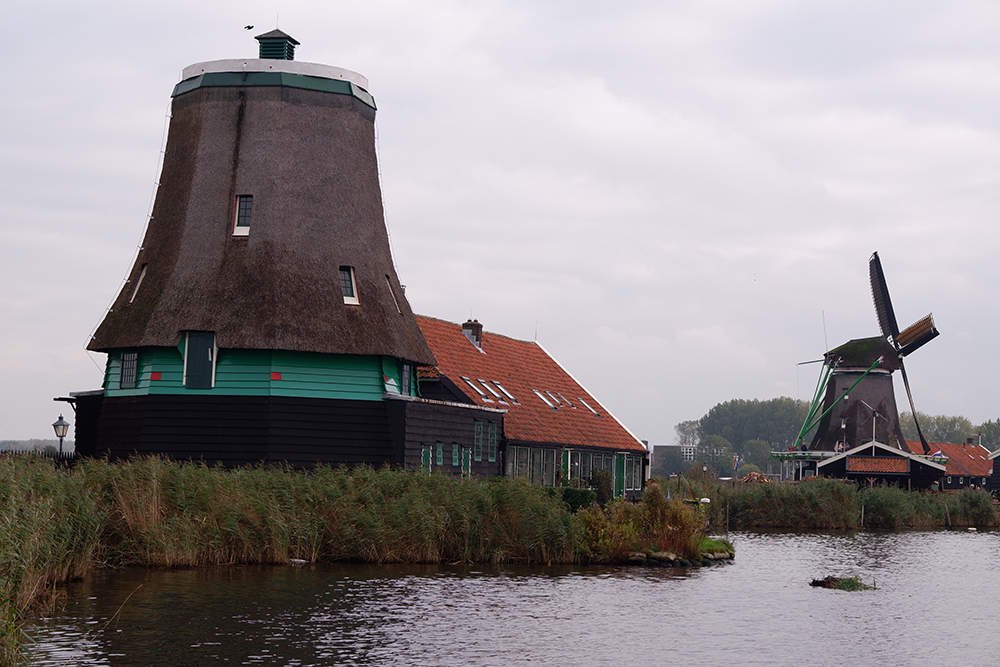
[896,314,939,357]
[869,252,899,339]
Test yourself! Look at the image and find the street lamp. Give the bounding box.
[52,414,70,456]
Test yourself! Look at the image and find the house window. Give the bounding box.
[120,352,138,389]
[488,422,498,462]
[436,442,443,467]
[233,195,252,236]
[421,445,432,474]
[960,477,964,485]
[183,332,216,389]
[340,266,359,305]
[401,363,412,396]
[452,443,460,467]
[947,476,952,484]
[543,449,556,486]
[474,421,484,461]
[581,453,591,481]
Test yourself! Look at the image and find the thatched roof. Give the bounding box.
[90,67,435,366]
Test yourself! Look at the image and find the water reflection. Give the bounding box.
[27,530,1000,666]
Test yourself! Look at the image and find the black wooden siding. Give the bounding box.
[83,394,502,473]
[399,400,503,477]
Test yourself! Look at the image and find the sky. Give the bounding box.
[2,0,999,444]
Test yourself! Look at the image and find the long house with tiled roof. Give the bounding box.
[903,440,992,491]
[415,317,648,498]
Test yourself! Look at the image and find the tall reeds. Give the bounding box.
[655,475,999,530]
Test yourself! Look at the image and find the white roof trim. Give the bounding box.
[817,440,947,472]
[180,59,370,90]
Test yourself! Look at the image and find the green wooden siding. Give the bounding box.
[104,347,398,401]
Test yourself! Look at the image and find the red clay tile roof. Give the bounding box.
[847,457,908,473]
[903,441,991,477]
[415,315,646,453]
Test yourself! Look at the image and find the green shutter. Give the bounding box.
[474,421,483,461]
[436,442,443,467]
[452,443,460,466]
[421,445,431,474]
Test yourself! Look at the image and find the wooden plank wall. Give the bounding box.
[401,401,503,477]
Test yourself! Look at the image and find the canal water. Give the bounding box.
[26,530,1000,666]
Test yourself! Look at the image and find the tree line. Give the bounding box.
[653,398,1000,479]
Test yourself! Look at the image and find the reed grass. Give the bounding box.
[654,475,999,530]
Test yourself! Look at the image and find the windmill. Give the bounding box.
[869,251,939,454]
[794,252,939,454]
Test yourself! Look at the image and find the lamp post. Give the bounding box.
[52,414,70,456]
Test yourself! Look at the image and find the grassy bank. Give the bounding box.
[0,456,706,665]
[657,475,998,530]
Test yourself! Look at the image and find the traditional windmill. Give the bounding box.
[796,252,939,453]
[73,31,441,465]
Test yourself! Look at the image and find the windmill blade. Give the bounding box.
[869,252,900,341]
[897,314,939,357]
[897,357,930,454]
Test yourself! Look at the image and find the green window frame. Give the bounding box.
[436,442,443,467]
[474,421,483,462]
[452,443,460,467]
[421,445,432,474]
[487,422,498,462]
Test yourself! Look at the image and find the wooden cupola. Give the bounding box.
[255,29,300,60]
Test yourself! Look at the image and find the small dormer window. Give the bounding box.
[234,195,252,236]
[340,266,359,305]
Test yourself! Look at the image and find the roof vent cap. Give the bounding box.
[255,29,300,60]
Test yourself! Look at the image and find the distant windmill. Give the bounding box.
[794,252,940,454]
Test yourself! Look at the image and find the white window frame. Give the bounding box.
[340,266,360,305]
[233,194,252,236]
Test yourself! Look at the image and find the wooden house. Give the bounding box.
[415,317,649,498]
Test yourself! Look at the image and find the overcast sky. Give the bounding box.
[2,0,998,443]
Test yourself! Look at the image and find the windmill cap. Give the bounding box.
[825,336,901,371]
[179,59,369,90]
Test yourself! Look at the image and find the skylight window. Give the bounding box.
[533,390,556,409]
[461,376,493,402]
[557,393,574,407]
[478,380,504,401]
[578,398,599,415]
[546,391,563,406]
[493,381,518,404]
[233,195,252,236]
[340,266,359,305]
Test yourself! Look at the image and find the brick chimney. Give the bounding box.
[462,319,483,349]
